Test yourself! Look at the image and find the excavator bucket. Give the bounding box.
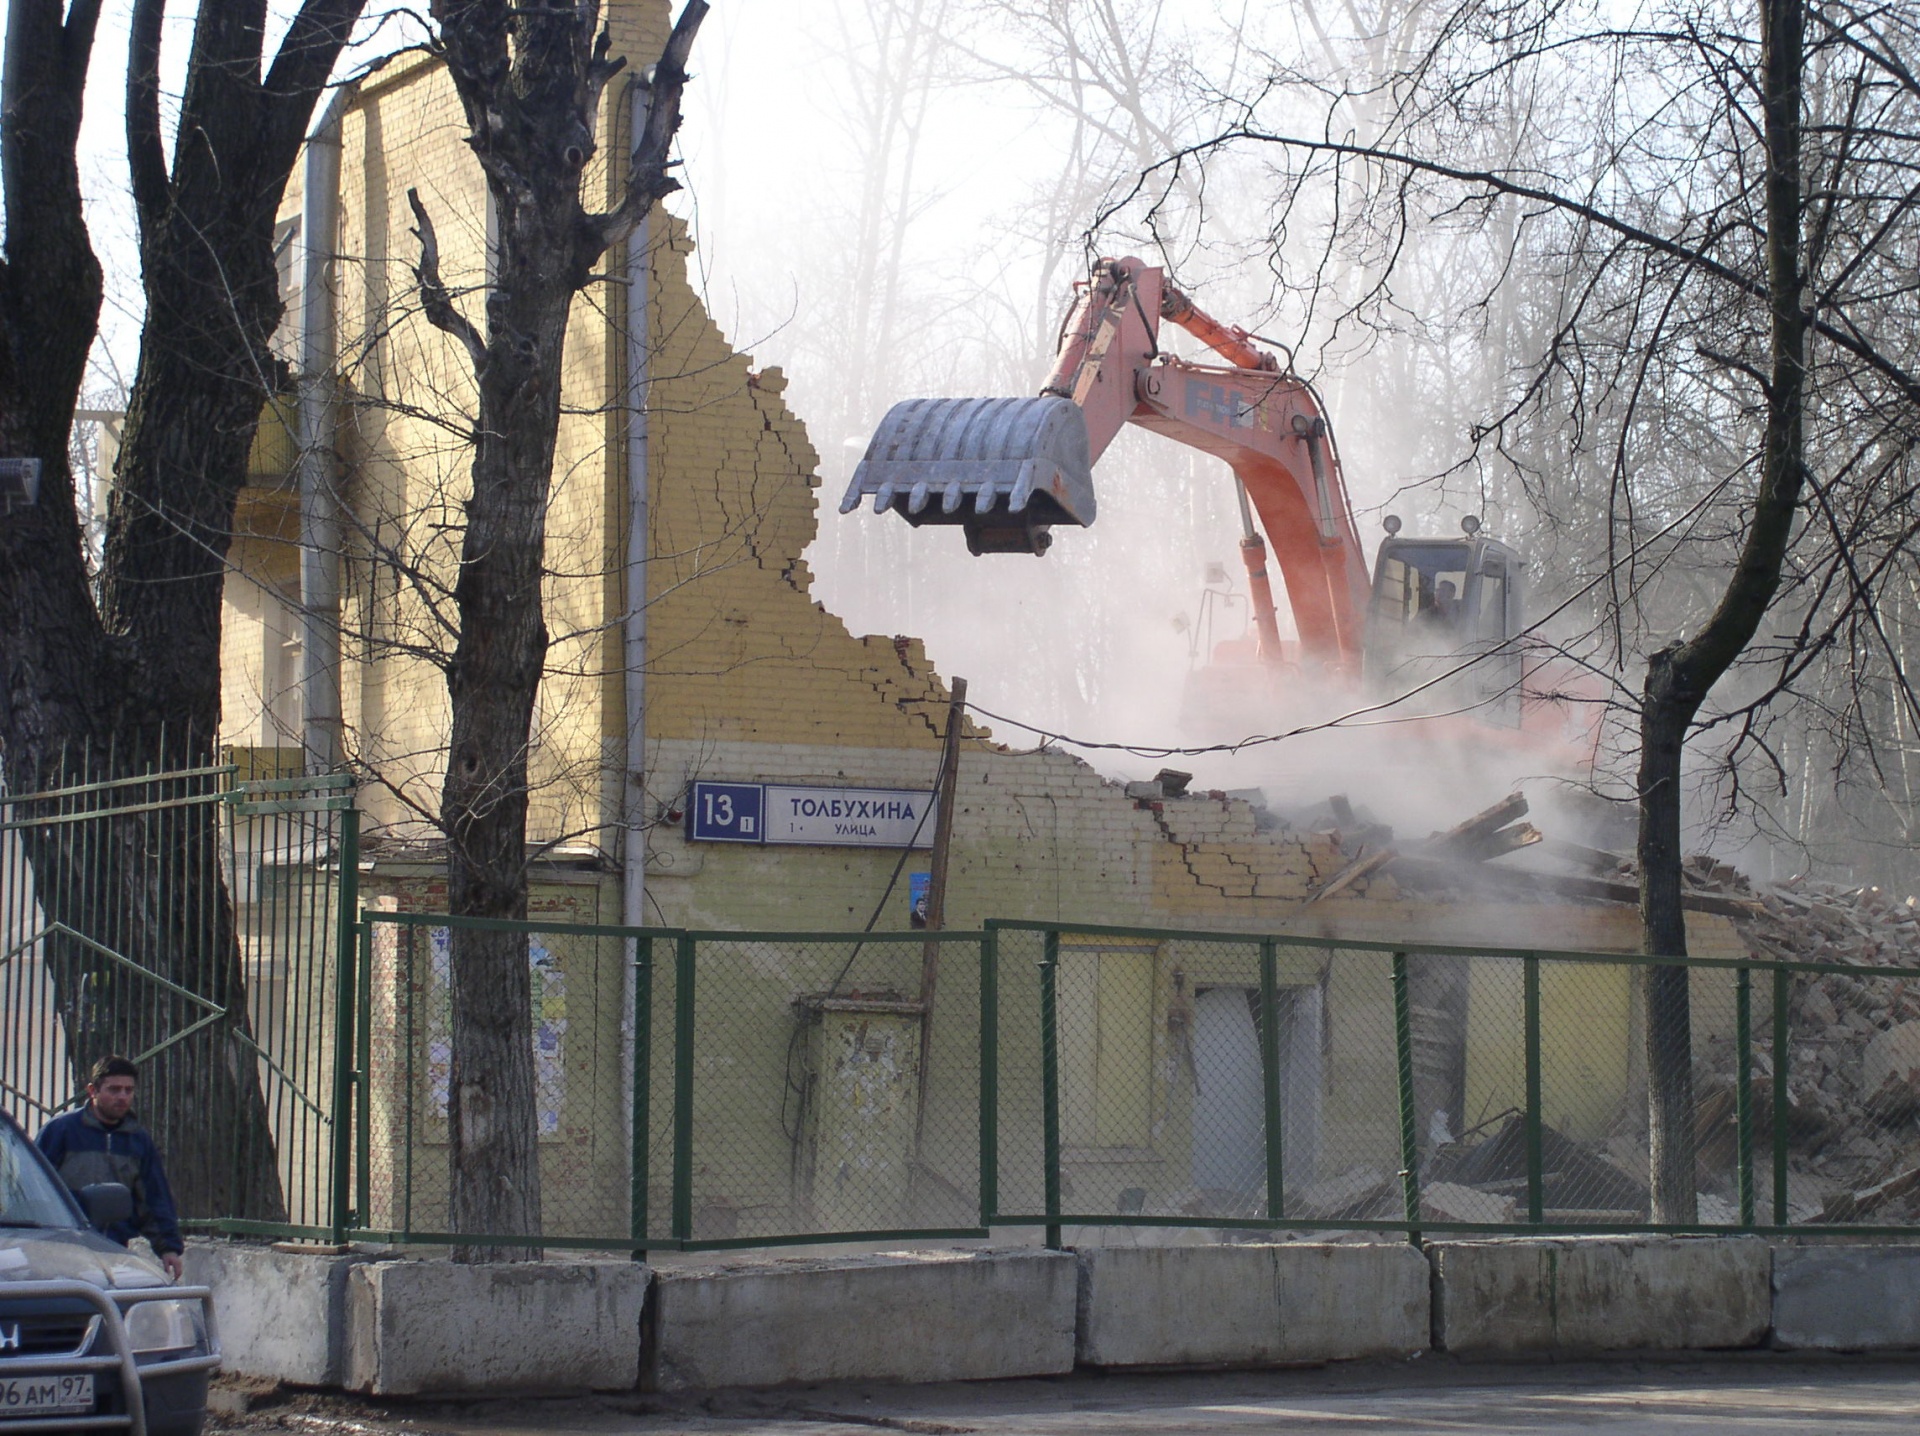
[839,396,1095,555]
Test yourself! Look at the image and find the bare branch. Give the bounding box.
[592,0,709,250]
[406,187,488,378]
[1124,125,1920,409]
[260,0,368,182]
[125,0,168,242]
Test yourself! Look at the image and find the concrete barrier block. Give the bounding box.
[649,1249,1076,1391]
[184,1239,366,1386]
[1431,1237,1768,1354]
[1076,1244,1429,1368]
[1773,1245,1920,1350]
[1272,1243,1431,1361]
[345,1258,648,1395]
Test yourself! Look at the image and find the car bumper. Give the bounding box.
[0,1279,219,1436]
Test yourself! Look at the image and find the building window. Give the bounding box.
[272,217,302,365]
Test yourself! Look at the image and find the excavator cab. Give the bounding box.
[1365,518,1524,726]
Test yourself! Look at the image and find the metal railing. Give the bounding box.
[326,913,1920,1251]
[11,799,1920,1251]
[2,758,357,1240]
[985,920,1849,1242]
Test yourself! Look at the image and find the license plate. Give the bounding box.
[0,1375,94,1416]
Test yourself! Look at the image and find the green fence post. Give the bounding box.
[400,925,416,1237]
[1040,929,1062,1251]
[1260,938,1284,1224]
[327,803,360,1245]
[1772,964,1790,1228]
[631,935,653,1257]
[980,928,999,1228]
[357,919,374,1234]
[1391,952,1421,1245]
[1736,965,1754,1228]
[672,932,696,1245]
[1523,953,1544,1226]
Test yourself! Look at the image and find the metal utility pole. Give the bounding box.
[919,677,966,989]
[913,678,966,1160]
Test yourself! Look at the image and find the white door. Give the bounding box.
[1191,987,1265,1198]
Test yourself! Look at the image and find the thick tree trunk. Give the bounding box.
[0,1,112,764]
[2,0,364,1226]
[1636,0,1806,1223]
[441,268,567,1259]
[101,345,278,740]
[1638,655,1696,1223]
[419,0,705,1261]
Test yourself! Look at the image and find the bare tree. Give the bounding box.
[0,0,368,1220]
[404,0,705,1258]
[1094,0,1920,1217]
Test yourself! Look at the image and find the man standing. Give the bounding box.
[37,1055,185,1280]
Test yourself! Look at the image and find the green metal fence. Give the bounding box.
[1,758,357,1240]
[12,797,1920,1250]
[347,914,989,1253]
[988,921,1778,1241]
[992,919,1920,1240]
[322,913,1920,1251]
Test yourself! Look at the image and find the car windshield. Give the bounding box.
[0,1118,81,1229]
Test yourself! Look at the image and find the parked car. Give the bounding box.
[0,1108,218,1436]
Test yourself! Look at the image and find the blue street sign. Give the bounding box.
[686,781,765,843]
[684,780,936,848]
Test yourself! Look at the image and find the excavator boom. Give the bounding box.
[843,256,1372,672]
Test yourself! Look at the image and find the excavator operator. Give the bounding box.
[1421,579,1459,627]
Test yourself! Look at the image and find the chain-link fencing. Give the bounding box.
[16,787,1920,1254]
[653,929,984,1248]
[983,920,1920,1242]
[355,917,988,1252]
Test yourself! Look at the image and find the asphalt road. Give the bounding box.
[214,1357,1920,1434]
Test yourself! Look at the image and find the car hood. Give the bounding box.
[0,1228,169,1291]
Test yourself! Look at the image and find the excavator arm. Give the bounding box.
[843,256,1372,674]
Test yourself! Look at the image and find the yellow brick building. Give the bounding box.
[217,2,1746,1240]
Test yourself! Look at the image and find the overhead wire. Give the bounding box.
[936,465,1747,760]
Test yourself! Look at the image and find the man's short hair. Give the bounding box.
[88,1055,138,1086]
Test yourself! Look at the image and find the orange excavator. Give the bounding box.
[841,256,1575,744]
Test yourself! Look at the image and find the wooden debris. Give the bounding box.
[1819,1162,1920,1223]
[1155,767,1194,797]
[1463,821,1544,862]
[1385,855,1761,917]
[1538,837,1629,875]
[1305,846,1396,904]
[1427,792,1529,852]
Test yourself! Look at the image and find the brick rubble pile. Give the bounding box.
[1727,876,1920,1222]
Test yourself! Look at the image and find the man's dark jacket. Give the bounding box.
[36,1106,184,1256]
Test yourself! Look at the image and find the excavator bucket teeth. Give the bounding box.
[840,396,1095,555]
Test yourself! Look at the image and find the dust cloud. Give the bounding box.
[673,3,1586,835]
